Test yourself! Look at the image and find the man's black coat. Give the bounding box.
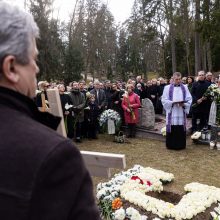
[0,87,100,220]
[191,80,210,113]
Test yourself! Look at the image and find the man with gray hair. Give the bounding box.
[0,2,100,219]
[206,71,213,84]
[191,70,211,133]
[90,80,107,113]
[162,72,192,150]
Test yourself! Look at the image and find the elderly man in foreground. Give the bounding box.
[0,2,100,220]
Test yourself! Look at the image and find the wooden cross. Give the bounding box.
[46,89,67,137]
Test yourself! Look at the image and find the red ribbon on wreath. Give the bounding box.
[131,176,152,186]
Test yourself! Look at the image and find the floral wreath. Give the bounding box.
[99,109,122,132]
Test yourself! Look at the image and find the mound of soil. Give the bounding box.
[122,190,216,220]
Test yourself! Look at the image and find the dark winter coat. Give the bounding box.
[87,102,99,123]
[104,88,113,109]
[0,86,100,220]
[68,90,86,123]
[90,89,107,110]
[59,93,72,115]
[156,84,166,114]
[191,80,210,113]
[148,85,159,110]
[111,90,122,112]
[134,88,145,101]
[35,90,48,107]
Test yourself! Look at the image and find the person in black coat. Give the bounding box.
[111,84,123,112]
[148,79,159,112]
[134,83,145,101]
[156,78,166,114]
[90,80,107,114]
[104,80,113,109]
[187,76,195,118]
[58,84,72,115]
[68,82,86,142]
[58,84,75,139]
[87,95,99,139]
[144,80,152,99]
[0,3,100,220]
[110,84,125,126]
[191,71,211,133]
[35,81,50,108]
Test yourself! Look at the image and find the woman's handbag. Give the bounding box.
[114,131,126,143]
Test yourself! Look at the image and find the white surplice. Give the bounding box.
[162,85,192,126]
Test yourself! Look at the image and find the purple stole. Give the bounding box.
[166,84,187,133]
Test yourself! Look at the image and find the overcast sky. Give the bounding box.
[4,0,134,23]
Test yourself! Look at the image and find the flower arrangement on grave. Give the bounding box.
[191,131,202,140]
[97,165,220,220]
[99,109,122,134]
[161,127,166,136]
[211,203,220,219]
[97,165,174,220]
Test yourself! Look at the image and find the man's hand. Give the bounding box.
[151,95,156,99]
[172,101,184,107]
[178,102,184,107]
[114,101,119,104]
[64,111,69,115]
[197,99,203,104]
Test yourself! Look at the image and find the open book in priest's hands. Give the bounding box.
[172,100,187,104]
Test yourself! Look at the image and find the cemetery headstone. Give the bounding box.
[137,98,155,129]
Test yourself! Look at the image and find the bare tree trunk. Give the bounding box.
[69,0,79,44]
[186,38,191,75]
[183,0,191,75]
[170,33,176,73]
[207,41,212,71]
[202,43,207,71]
[195,0,201,74]
[164,0,176,73]
[203,0,212,71]
[158,14,166,75]
[169,0,176,73]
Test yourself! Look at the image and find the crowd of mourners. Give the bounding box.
[35,71,219,142]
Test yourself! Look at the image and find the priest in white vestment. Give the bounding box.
[162,72,192,150]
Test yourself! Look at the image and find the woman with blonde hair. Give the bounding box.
[122,84,141,137]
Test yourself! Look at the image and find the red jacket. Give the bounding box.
[122,92,141,124]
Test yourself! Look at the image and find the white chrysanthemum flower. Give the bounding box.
[126,207,141,220]
[113,208,126,220]
[161,127,166,136]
